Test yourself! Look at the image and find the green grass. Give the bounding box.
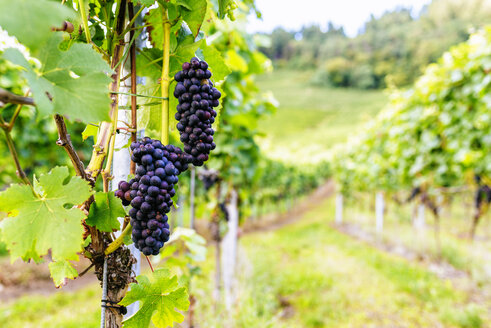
[0,286,100,328]
[234,198,487,328]
[256,69,387,162]
[343,194,491,289]
[0,198,486,327]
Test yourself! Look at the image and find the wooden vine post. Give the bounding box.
[222,188,239,310]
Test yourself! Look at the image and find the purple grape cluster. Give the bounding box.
[115,181,131,206]
[174,57,221,166]
[198,167,219,190]
[114,137,181,256]
[162,144,192,174]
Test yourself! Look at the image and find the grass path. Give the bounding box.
[0,196,486,328]
[231,198,486,328]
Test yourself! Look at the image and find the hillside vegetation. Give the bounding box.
[256,70,387,162]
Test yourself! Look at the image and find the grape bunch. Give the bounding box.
[115,181,131,206]
[114,137,183,256]
[198,167,219,190]
[174,57,221,166]
[162,144,192,174]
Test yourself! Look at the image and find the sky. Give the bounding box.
[246,0,432,36]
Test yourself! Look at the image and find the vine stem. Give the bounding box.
[145,256,154,272]
[121,5,145,37]
[77,0,92,44]
[105,222,132,256]
[6,90,30,132]
[0,88,34,107]
[161,9,171,144]
[0,116,30,185]
[54,114,88,180]
[102,131,116,192]
[129,2,137,174]
[101,67,121,191]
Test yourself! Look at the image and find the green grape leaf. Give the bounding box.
[0,0,74,54]
[198,43,230,83]
[3,36,112,123]
[174,22,194,50]
[131,0,156,6]
[169,22,184,53]
[86,192,125,232]
[0,166,92,262]
[169,39,203,77]
[49,259,78,287]
[120,268,190,328]
[83,235,92,248]
[179,0,207,37]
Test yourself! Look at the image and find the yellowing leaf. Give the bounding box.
[82,124,99,141]
[49,260,78,287]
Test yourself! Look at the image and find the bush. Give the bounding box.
[350,64,376,89]
[324,57,352,87]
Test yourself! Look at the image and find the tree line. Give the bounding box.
[258,0,491,89]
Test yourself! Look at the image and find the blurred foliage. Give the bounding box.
[196,6,331,220]
[332,27,491,196]
[206,11,277,188]
[259,0,491,89]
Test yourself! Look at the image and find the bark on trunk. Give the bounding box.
[187,294,196,328]
[95,246,136,328]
